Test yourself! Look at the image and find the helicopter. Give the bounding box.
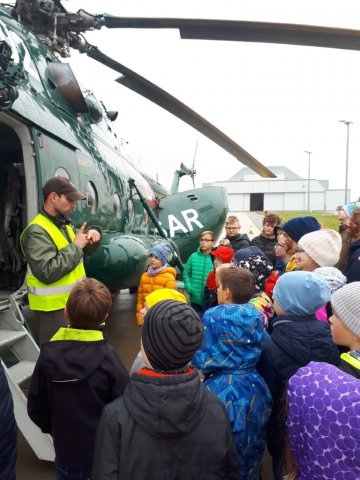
[0,0,280,295]
[1,1,359,295]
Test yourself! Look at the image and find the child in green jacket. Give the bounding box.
[184,231,215,314]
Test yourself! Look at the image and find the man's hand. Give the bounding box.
[74,222,89,249]
[86,228,101,245]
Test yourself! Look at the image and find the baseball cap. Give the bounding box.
[43,177,86,201]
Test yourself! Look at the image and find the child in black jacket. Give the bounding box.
[92,300,240,480]
[27,278,129,479]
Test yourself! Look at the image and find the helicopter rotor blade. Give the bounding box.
[85,43,275,178]
[101,16,360,51]
[117,73,275,178]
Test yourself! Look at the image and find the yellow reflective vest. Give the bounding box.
[21,213,86,311]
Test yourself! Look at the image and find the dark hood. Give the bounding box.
[124,368,207,438]
[270,316,339,366]
[40,338,109,382]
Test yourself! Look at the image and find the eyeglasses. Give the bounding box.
[225,226,239,230]
[296,247,305,253]
[199,238,213,243]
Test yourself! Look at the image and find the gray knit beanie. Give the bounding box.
[142,300,203,371]
[331,282,360,337]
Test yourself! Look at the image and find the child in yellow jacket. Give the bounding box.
[136,242,177,326]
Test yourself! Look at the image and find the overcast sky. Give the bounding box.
[65,0,360,201]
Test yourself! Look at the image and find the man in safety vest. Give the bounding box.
[20,176,101,344]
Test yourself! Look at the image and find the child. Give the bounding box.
[232,246,273,292]
[136,242,176,326]
[273,222,291,274]
[27,278,129,479]
[264,224,290,300]
[330,281,360,378]
[219,215,250,251]
[232,246,274,326]
[285,362,360,480]
[183,231,215,314]
[193,266,272,480]
[295,229,342,272]
[273,242,290,274]
[336,203,357,273]
[130,288,187,375]
[256,271,340,479]
[277,216,320,272]
[313,266,347,323]
[202,245,234,312]
[294,229,342,321]
[251,212,281,265]
[264,242,290,300]
[337,202,357,231]
[92,300,240,479]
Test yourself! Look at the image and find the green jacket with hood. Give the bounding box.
[183,247,214,306]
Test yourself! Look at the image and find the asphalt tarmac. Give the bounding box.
[16,289,273,479]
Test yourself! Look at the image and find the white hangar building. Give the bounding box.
[205,166,347,212]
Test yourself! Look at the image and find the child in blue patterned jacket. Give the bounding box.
[193,266,272,480]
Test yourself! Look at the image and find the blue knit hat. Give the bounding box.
[282,216,320,243]
[342,203,357,219]
[273,271,331,315]
[150,242,172,265]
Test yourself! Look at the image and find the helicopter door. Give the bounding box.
[0,117,36,291]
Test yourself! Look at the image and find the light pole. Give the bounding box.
[339,120,353,204]
[304,151,312,211]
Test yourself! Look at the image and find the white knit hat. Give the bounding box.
[331,282,360,337]
[298,229,342,267]
[314,267,347,294]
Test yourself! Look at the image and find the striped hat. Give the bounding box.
[142,300,203,371]
[331,282,360,336]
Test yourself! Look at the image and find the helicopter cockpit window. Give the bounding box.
[54,167,70,179]
[86,181,98,214]
[113,194,122,219]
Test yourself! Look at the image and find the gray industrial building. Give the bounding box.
[205,166,347,212]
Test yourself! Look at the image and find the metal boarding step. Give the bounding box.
[0,290,55,462]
